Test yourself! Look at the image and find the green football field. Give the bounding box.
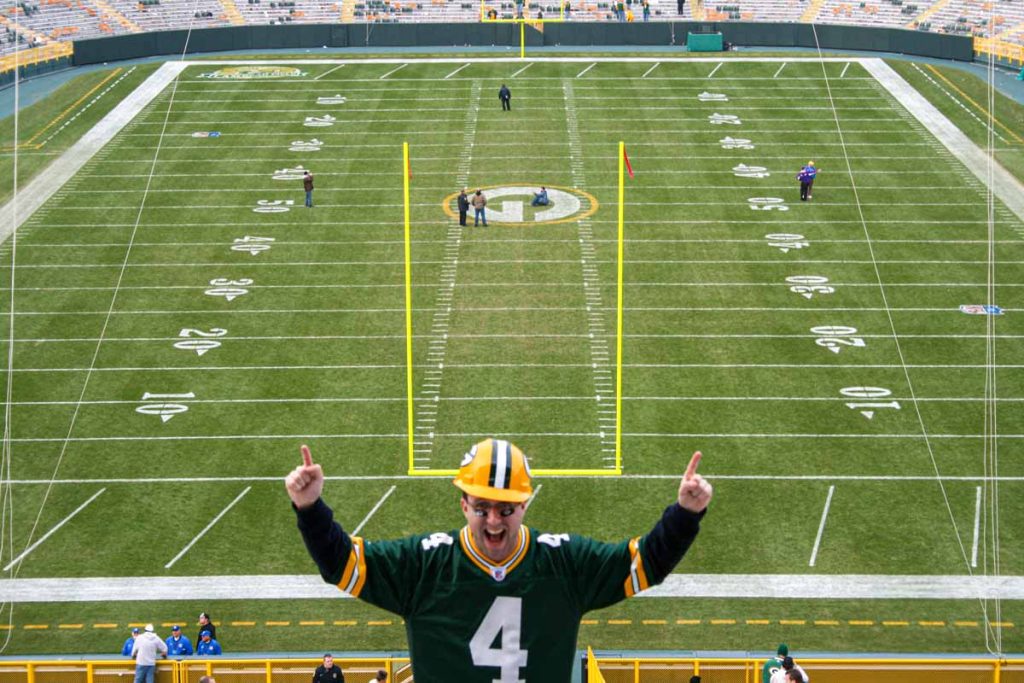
[0,55,1021,656]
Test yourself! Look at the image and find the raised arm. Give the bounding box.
[287,445,352,583]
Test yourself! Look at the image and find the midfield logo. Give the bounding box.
[960,304,1003,315]
[198,66,308,79]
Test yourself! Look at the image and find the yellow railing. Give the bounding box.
[975,36,1024,66]
[0,41,73,75]
[0,656,412,683]
[588,655,1024,682]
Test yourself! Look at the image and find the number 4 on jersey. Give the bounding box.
[470,597,528,683]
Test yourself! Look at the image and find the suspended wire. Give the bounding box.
[0,2,205,653]
[808,22,999,634]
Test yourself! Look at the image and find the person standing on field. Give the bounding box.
[498,84,511,111]
[285,438,712,682]
[457,188,470,227]
[796,161,817,201]
[303,170,315,207]
[472,189,487,227]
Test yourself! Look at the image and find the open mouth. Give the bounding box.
[483,529,507,547]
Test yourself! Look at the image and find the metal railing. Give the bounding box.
[975,36,1024,66]
[0,42,73,75]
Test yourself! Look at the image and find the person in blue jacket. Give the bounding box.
[121,627,139,656]
[165,625,193,656]
[196,630,222,655]
[531,187,549,206]
[797,161,818,201]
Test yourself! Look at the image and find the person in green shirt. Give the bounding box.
[286,438,712,683]
[762,643,789,683]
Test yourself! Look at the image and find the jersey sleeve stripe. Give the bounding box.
[623,537,650,598]
[337,536,367,597]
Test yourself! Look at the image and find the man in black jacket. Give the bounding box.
[498,84,511,111]
[313,654,344,683]
[457,189,470,226]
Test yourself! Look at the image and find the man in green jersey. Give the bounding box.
[286,438,712,682]
[762,644,788,683]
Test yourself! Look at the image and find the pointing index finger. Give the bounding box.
[300,444,313,468]
[684,451,702,480]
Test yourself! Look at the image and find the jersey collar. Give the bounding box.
[459,526,530,582]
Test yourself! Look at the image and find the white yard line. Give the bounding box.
[575,63,596,78]
[351,485,396,536]
[378,63,407,79]
[1,573,1022,602]
[443,63,470,79]
[809,485,835,567]
[863,58,1024,223]
[840,62,851,79]
[525,483,543,509]
[773,63,787,79]
[164,486,251,569]
[3,488,106,571]
[707,63,723,78]
[510,63,533,78]
[972,485,982,568]
[313,64,346,80]
[641,62,660,78]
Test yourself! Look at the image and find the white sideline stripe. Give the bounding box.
[576,63,595,78]
[0,62,187,246]
[972,486,981,568]
[863,58,1024,223]
[707,63,723,78]
[444,63,470,79]
[809,485,835,567]
[351,485,396,536]
[510,63,532,78]
[6,433,1023,444]
[641,62,660,79]
[4,474,1024,486]
[3,488,106,571]
[1,573,1022,603]
[379,63,407,79]
[313,64,345,81]
[164,486,251,569]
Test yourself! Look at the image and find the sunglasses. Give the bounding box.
[470,502,518,518]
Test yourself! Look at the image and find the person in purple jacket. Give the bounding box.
[797,161,818,201]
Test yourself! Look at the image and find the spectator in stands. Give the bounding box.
[531,187,549,206]
[371,671,387,682]
[121,627,139,656]
[690,677,701,683]
[131,624,167,683]
[616,0,624,20]
[197,630,222,656]
[199,677,216,683]
[457,189,470,226]
[786,672,802,683]
[303,170,315,208]
[472,189,487,226]
[487,8,497,19]
[676,0,684,13]
[642,0,650,20]
[796,161,817,201]
[770,656,808,683]
[498,84,511,111]
[313,653,345,683]
[196,612,216,644]
[563,0,570,17]
[762,644,788,682]
[165,625,193,657]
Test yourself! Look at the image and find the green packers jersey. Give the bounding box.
[762,656,783,683]
[335,525,652,683]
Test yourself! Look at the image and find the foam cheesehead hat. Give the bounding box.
[453,438,533,503]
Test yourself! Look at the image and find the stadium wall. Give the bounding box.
[70,22,974,67]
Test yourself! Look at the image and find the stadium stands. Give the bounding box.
[0,0,1019,59]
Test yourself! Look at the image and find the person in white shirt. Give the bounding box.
[770,656,808,683]
[130,624,168,683]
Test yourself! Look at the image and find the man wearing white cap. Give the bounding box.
[286,438,712,682]
[130,624,167,683]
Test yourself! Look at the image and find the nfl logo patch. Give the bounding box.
[492,568,506,582]
[960,304,1003,315]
